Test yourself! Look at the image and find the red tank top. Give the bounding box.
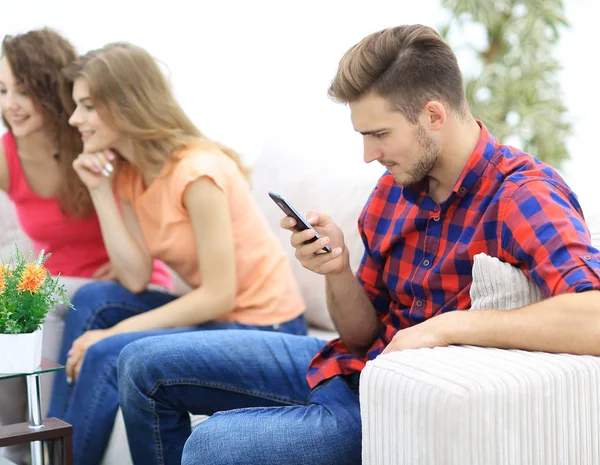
[2,132,171,287]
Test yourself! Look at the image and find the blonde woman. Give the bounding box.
[47,42,306,465]
[0,30,171,465]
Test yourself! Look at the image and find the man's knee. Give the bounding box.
[117,336,178,397]
[117,339,150,396]
[181,406,361,465]
[181,418,229,465]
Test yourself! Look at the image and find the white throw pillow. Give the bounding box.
[470,253,543,310]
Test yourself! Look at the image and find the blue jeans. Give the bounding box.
[47,281,307,465]
[118,331,361,465]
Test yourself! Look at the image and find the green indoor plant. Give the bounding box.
[440,0,571,168]
[0,247,72,373]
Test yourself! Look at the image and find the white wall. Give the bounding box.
[555,0,599,209]
[2,0,598,207]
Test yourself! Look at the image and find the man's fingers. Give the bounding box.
[296,235,330,257]
[280,211,329,231]
[290,228,317,248]
[382,343,395,355]
[280,216,297,231]
[306,213,318,226]
[305,211,331,227]
[296,243,338,269]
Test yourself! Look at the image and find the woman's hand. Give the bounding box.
[92,262,118,281]
[72,150,117,191]
[65,328,114,383]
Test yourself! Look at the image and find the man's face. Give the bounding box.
[350,93,440,187]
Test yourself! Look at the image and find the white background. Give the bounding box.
[2,0,598,208]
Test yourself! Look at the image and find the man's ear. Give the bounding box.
[421,100,446,130]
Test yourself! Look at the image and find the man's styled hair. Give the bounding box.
[329,25,468,123]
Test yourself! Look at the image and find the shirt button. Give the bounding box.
[423,259,430,267]
[416,300,423,307]
[584,255,592,261]
[433,216,440,221]
[459,187,467,194]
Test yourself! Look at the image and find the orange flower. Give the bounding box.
[17,263,47,293]
[0,265,5,293]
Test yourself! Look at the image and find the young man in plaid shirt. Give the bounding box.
[117,25,600,465]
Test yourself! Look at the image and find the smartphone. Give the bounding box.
[268,191,332,253]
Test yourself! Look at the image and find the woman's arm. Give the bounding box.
[90,189,153,292]
[73,152,153,292]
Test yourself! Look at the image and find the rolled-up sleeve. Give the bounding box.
[499,179,600,297]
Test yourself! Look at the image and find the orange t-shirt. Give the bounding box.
[115,147,305,326]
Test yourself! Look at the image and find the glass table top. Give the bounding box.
[0,457,19,465]
[0,358,64,380]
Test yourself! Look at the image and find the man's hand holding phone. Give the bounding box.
[281,211,348,275]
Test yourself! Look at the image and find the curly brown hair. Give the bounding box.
[2,28,93,217]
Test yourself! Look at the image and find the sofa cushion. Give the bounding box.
[250,140,382,331]
[469,253,543,311]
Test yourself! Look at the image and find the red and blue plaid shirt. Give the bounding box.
[306,122,600,389]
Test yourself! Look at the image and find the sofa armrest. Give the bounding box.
[360,345,600,465]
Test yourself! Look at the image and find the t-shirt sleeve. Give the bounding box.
[499,179,600,297]
[170,151,230,211]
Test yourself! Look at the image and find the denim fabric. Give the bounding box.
[47,281,307,465]
[118,330,361,465]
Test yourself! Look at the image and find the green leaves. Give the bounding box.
[0,246,73,335]
[441,0,571,168]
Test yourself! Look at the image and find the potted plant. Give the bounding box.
[0,247,71,374]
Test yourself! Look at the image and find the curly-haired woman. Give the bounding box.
[0,29,171,465]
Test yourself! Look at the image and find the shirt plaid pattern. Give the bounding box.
[306,122,600,389]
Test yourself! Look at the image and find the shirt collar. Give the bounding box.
[451,121,498,195]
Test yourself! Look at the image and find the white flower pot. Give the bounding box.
[0,328,43,374]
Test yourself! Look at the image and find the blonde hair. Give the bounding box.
[329,25,468,123]
[64,42,249,178]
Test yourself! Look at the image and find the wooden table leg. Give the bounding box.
[62,433,73,465]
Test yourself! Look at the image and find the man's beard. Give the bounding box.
[400,124,440,188]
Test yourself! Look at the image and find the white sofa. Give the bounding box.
[2,142,600,465]
[361,252,600,465]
